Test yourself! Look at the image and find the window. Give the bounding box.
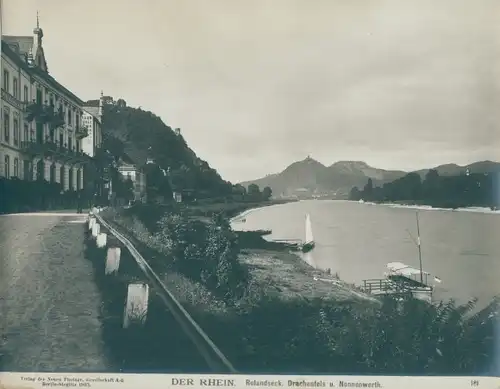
[36,88,42,104]
[60,166,65,189]
[13,78,18,98]
[13,158,19,178]
[3,70,9,92]
[24,85,29,102]
[4,155,10,178]
[3,111,10,143]
[24,123,29,142]
[13,117,19,146]
[23,160,32,181]
[67,109,72,125]
[76,114,79,130]
[50,163,56,183]
[68,136,73,151]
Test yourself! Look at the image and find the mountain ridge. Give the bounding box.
[240,158,500,198]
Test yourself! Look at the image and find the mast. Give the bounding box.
[416,211,423,283]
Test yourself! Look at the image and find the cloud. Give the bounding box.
[3,0,499,182]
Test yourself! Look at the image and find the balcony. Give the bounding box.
[20,140,92,165]
[1,88,23,110]
[50,110,65,130]
[23,101,43,122]
[75,125,89,139]
[23,100,61,125]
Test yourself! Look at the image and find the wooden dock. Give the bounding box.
[361,278,433,302]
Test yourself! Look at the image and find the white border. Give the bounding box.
[0,373,497,389]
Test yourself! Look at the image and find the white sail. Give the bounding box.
[305,213,314,244]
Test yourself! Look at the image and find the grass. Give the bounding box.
[239,249,374,302]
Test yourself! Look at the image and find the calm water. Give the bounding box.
[232,200,500,306]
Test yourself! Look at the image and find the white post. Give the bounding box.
[91,223,100,238]
[105,247,121,275]
[123,283,149,329]
[96,232,107,248]
[88,217,96,231]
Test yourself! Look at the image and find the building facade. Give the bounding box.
[117,154,147,203]
[82,96,103,158]
[1,20,91,191]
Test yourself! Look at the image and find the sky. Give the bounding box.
[3,0,500,182]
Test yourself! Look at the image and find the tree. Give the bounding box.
[248,184,261,200]
[363,178,373,197]
[262,186,273,200]
[349,186,361,201]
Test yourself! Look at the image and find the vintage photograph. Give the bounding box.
[0,0,499,380]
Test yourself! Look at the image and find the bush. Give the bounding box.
[154,212,250,303]
[197,295,498,375]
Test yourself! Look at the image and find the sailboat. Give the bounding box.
[301,213,315,252]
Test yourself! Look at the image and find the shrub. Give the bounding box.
[154,212,250,303]
[210,295,498,375]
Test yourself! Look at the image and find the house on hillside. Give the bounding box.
[117,153,147,203]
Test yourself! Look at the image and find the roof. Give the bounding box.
[387,262,430,276]
[30,65,84,106]
[85,99,100,107]
[2,35,34,57]
[1,39,32,72]
[83,106,100,118]
[119,152,136,165]
[2,37,84,106]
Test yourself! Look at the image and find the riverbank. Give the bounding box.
[98,203,498,375]
[355,199,499,213]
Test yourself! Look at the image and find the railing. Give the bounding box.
[362,278,433,298]
[1,88,25,110]
[93,212,237,373]
[20,140,92,164]
[362,278,401,294]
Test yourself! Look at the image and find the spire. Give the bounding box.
[33,11,43,43]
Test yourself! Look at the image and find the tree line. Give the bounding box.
[349,169,499,209]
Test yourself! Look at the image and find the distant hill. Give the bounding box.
[414,161,500,178]
[241,158,500,199]
[239,157,406,198]
[100,99,232,198]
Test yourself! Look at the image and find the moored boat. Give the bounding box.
[274,213,316,252]
[301,213,315,252]
[362,211,440,303]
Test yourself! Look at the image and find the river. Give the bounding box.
[231,200,500,307]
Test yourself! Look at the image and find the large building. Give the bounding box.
[82,95,103,158]
[1,19,91,191]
